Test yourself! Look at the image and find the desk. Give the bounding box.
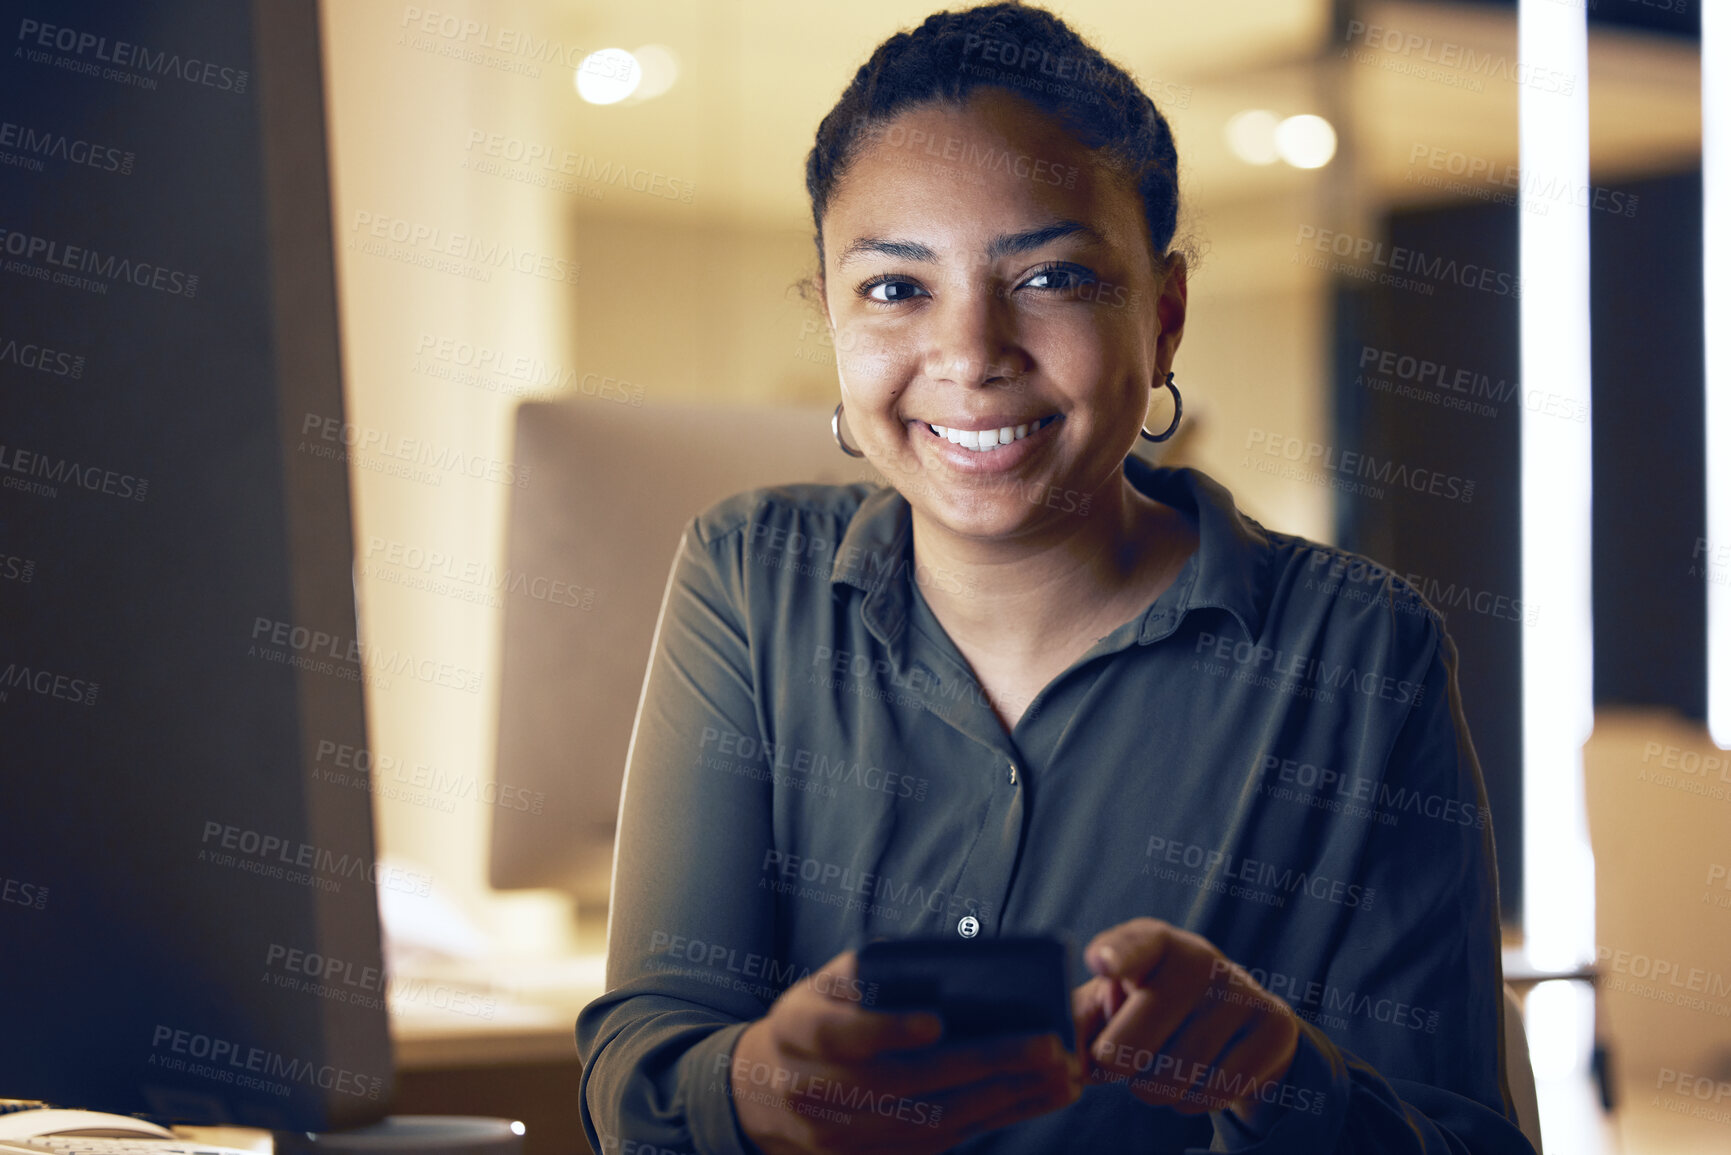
[386,955,605,1155]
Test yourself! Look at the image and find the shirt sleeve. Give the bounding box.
[1205,615,1537,1154]
[575,515,775,1155]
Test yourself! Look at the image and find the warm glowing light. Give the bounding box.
[1526,980,1591,1078]
[1275,114,1337,169]
[1518,0,1595,976]
[1225,109,1280,166]
[576,48,641,105]
[1707,0,1731,746]
[632,44,679,100]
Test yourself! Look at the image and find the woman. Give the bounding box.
[578,4,1531,1152]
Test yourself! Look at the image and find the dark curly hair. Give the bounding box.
[804,1,1185,282]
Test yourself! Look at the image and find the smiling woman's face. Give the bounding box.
[819,86,1186,542]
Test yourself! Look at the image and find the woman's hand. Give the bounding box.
[728,949,1082,1155]
[1072,918,1300,1132]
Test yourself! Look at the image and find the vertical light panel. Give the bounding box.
[1518,1,1596,972]
[1707,0,1731,747]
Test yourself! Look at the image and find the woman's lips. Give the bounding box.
[913,413,1062,474]
[925,414,1060,451]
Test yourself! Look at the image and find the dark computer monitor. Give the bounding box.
[0,0,392,1130]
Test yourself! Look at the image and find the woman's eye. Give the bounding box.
[861,277,926,303]
[1022,265,1094,294]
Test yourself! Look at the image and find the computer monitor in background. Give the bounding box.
[489,401,877,906]
[0,0,392,1130]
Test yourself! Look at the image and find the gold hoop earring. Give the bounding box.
[831,402,865,458]
[1140,371,1183,443]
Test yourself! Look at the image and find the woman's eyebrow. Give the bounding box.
[836,220,1101,269]
[987,219,1100,259]
[837,238,937,267]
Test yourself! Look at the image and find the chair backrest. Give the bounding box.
[1502,984,1543,1153]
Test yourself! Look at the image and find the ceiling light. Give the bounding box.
[632,44,678,101]
[1225,109,1280,166]
[1274,114,1337,169]
[576,48,641,105]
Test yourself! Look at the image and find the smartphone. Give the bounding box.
[856,935,1075,1051]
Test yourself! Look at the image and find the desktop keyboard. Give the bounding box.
[0,1139,258,1155]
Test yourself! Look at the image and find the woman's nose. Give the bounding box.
[919,285,1028,388]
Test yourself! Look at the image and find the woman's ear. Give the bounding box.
[1154,253,1188,371]
[795,266,834,328]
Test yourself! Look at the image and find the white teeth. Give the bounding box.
[928,415,1055,451]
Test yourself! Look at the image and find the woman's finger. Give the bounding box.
[1089,942,1214,1073]
[734,1032,1077,1155]
[1083,916,1184,983]
[1070,976,1113,1080]
[1210,1014,1301,1107]
[792,998,943,1062]
[1130,1000,1258,1114]
[775,949,944,1061]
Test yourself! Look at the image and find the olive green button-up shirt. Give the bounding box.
[576,459,1531,1154]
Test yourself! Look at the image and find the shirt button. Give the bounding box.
[1007,763,1018,785]
[957,915,980,938]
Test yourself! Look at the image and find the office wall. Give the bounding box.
[320,0,575,953]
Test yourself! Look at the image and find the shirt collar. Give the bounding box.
[829,458,1272,660]
[827,483,918,660]
[1123,456,1271,645]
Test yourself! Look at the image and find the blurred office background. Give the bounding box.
[313,1,1722,1151]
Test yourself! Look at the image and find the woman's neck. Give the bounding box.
[908,469,1198,662]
